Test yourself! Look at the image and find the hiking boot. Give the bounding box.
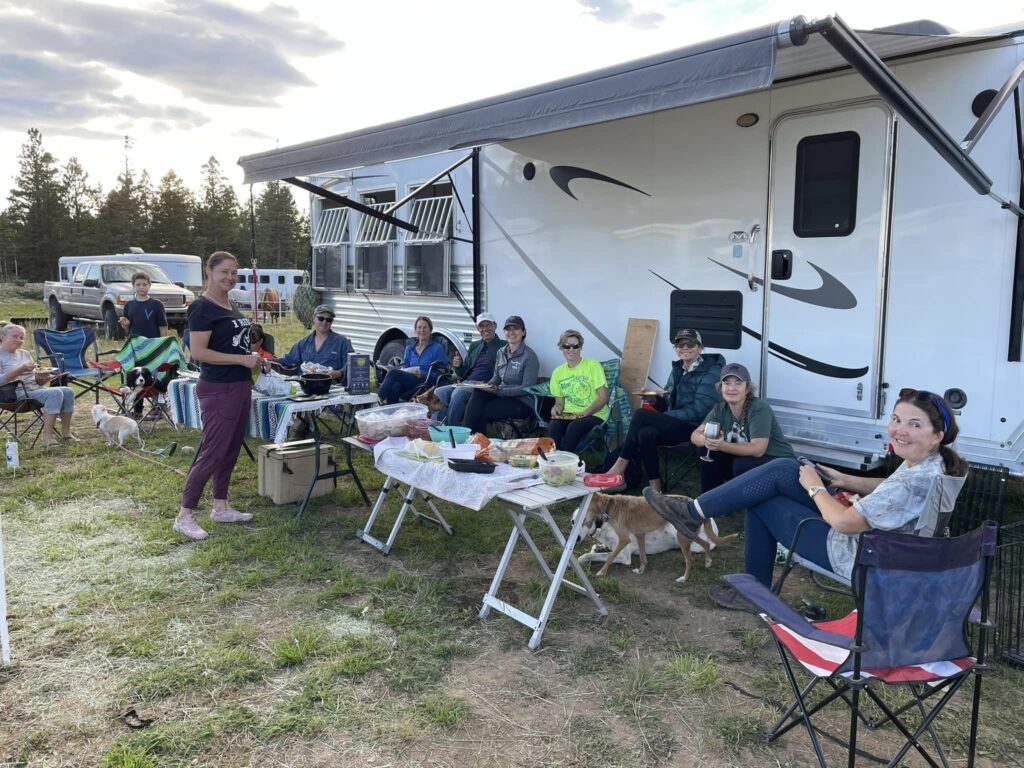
[211,508,254,523]
[708,583,757,613]
[173,515,209,541]
[642,487,701,539]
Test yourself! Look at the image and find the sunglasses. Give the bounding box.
[898,388,950,432]
[675,341,698,349]
[560,343,581,350]
[315,316,333,322]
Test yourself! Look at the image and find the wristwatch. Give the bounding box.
[807,485,826,499]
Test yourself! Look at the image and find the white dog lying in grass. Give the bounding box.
[92,404,143,448]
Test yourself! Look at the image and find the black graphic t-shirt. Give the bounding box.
[187,297,252,383]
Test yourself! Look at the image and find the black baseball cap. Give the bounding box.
[503,315,525,330]
[673,328,702,345]
[719,363,752,383]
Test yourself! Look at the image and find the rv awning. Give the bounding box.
[239,19,1019,185]
[239,22,781,184]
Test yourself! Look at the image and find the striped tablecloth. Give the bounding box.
[168,378,378,444]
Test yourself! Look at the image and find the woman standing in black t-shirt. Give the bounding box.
[174,251,271,541]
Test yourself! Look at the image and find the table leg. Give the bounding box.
[480,513,524,620]
[356,476,396,553]
[528,497,607,650]
[505,504,555,582]
[411,491,454,536]
[381,483,418,554]
[345,440,371,505]
[537,503,608,612]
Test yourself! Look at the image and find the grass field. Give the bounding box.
[2,286,1023,767]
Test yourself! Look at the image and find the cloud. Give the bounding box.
[0,0,344,106]
[577,0,666,29]
[232,128,274,140]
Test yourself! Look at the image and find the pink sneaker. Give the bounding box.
[211,508,254,523]
[173,516,209,540]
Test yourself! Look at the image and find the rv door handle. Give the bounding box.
[771,250,793,280]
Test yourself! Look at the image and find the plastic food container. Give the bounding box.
[538,451,583,486]
[405,418,438,440]
[441,444,479,461]
[508,454,538,469]
[355,403,429,441]
[428,425,472,444]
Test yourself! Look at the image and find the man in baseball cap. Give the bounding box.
[435,311,506,424]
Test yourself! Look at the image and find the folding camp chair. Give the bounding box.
[115,336,186,433]
[32,327,121,405]
[727,520,998,768]
[0,381,47,448]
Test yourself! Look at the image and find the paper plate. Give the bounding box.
[583,473,625,488]
[355,434,383,446]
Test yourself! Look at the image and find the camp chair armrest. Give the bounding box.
[724,574,855,649]
[773,517,834,594]
[96,349,120,358]
[36,351,63,367]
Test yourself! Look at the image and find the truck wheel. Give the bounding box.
[48,299,68,331]
[103,306,122,341]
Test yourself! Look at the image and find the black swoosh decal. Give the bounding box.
[742,326,868,379]
[709,259,857,310]
[550,165,650,201]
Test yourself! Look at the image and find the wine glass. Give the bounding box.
[700,422,721,462]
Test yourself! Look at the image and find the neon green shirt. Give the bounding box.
[550,357,609,421]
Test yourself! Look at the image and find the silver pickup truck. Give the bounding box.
[43,261,195,338]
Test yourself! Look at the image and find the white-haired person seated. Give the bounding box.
[0,323,78,447]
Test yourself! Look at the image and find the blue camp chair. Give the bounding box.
[726,521,998,768]
[32,327,122,404]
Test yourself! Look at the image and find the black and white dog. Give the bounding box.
[124,367,168,414]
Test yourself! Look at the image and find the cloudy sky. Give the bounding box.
[0,0,1020,213]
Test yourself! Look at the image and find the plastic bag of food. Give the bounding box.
[485,437,555,463]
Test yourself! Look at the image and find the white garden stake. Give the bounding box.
[0,512,10,666]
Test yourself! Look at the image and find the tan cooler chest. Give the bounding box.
[258,440,337,505]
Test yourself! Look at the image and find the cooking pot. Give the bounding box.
[288,372,332,396]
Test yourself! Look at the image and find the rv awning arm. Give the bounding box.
[962,59,1024,155]
[383,152,474,244]
[282,177,418,233]
[790,14,1024,218]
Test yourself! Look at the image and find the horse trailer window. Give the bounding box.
[277,275,285,284]
[314,245,345,290]
[794,131,859,238]
[405,243,449,295]
[294,275,303,284]
[355,246,392,292]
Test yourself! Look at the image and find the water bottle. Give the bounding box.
[5,441,18,471]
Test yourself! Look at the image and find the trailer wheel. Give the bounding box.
[103,305,122,341]
[378,338,406,368]
[48,299,68,331]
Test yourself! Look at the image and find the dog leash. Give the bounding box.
[117,444,187,477]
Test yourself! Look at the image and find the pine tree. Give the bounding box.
[95,170,152,252]
[149,170,195,253]
[5,128,68,280]
[0,208,19,282]
[254,180,305,268]
[194,157,243,257]
[61,157,101,255]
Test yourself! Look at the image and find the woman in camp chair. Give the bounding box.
[0,324,77,447]
[546,329,609,453]
[643,388,968,609]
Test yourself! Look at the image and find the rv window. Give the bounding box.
[294,275,304,285]
[793,131,859,238]
[259,275,269,284]
[355,245,392,292]
[314,245,345,290]
[405,243,449,296]
[237,274,246,283]
[277,276,285,284]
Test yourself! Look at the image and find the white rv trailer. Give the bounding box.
[240,15,1024,472]
[57,251,203,288]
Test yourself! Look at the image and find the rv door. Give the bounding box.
[763,101,894,418]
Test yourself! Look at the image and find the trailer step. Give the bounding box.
[788,440,883,472]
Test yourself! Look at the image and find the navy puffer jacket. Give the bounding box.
[664,353,725,424]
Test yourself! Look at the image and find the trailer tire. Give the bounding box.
[103,305,122,341]
[378,338,406,368]
[48,299,68,331]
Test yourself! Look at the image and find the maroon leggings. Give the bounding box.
[181,379,252,509]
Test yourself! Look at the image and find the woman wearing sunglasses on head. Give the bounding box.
[546,330,610,452]
[643,388,969,609]
[272,304,354,381]
[605,329,725,491]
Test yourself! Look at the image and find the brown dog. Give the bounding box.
[581,492,737,583]
[413,386,446,415]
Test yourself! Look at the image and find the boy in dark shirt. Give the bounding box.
[119,272,168,340]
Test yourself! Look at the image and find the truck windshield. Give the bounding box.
[101,265,174,284]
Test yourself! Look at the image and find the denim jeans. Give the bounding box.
[698,451,777,493]
[696,458,833,586]
[434,384,474,425]
[378,370,422,404]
